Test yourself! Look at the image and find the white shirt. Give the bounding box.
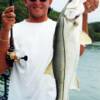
[8,19,57,100]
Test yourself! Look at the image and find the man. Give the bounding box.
[0,0,57,100]
[0,0,99,100]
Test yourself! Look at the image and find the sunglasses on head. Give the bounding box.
[30,0,47,2]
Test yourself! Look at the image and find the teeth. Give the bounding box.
[33,7,41,9]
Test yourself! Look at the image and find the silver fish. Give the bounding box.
[52,0,84,100]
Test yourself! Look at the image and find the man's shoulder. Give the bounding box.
[47,18,57,29]
[48,18,57,24]
[14,20,26,26]
[12,20,25,30]
[13,19,57,29]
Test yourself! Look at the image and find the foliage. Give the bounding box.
[0,0,28,23]
[48,8,60,21]
[88,22,100,41]
[0,0,100,41]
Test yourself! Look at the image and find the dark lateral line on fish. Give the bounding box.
[62,17,66,100]
[64,14,80,21]
[64,15,79,26]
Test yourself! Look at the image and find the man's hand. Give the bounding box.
[84,0,99,13]
[1,6,16,31]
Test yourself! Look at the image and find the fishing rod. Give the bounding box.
[9,0,15,53]
[0,0,28,99]
[6,0,15,67]
[6,0,28,66]
[1,1,15,100]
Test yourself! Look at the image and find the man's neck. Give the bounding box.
[26,16,48,23]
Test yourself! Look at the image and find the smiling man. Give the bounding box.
[0,0,99,100]
[0,0,57,100]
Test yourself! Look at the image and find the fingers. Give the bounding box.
[3,6,15,13]
[85,1,94,12]
[84,0,99,13]
[2,6,16,19]
[94,0,99,8]
[1,6,16,30]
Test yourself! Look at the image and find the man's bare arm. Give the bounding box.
[0,6,15,74]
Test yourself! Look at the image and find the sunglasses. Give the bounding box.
[30,0,47,2]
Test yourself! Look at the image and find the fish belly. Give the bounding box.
[53,15,82,100]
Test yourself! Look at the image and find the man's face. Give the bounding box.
[24,0,52,19]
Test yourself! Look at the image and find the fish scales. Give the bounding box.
[52,0,84,100]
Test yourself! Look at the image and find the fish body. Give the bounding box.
[52,0,84,100]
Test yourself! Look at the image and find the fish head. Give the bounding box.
[63,0,85,20]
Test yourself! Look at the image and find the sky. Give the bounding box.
[51,0,100,23]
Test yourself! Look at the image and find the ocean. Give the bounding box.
[0,42,100,99]
[70,42,100,100]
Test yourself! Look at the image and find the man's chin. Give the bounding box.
[31,15,43,18]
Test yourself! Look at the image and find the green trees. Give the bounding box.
[0,0,100,41]
[0,0,59,22]
[88,22,100,41]
[0,0,28,23]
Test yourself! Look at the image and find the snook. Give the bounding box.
[52,0,84,100]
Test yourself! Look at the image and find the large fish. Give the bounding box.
[52,0,84,100]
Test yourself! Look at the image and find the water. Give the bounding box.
[70,42,100,100]
[0,42,100,99]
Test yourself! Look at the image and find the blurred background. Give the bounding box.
[0,0,100,100]
[51,1,100,100]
